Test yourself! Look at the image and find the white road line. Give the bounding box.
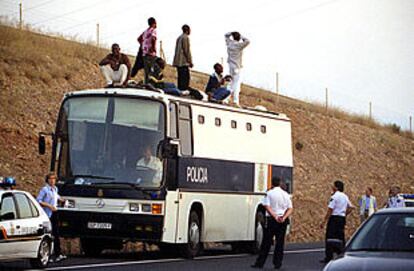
[31,248,324,271]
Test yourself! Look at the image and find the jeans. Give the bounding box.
[163,82,181,96]
[212,88,231,101]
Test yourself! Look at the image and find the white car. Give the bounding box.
[0,185,53,268]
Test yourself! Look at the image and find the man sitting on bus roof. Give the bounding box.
[136,145,163,186]
[205,63,231,103]
[148,57,190,96]
[99,43,131,88]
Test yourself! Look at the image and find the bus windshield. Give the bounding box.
[56,96,165,189]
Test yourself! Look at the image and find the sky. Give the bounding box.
[1,0,413,129]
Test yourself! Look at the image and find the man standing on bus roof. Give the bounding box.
[173,24,193,91]
[225,31,250,106]
[136,146,162,185]
[99,43,131,88]
[37,172,67,263]
[251,177,293,270]
[320,180,355,263]
[138,17,157,84]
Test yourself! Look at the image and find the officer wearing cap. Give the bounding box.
[320,180,354,263]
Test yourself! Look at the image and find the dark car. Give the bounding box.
[323,208,414,271]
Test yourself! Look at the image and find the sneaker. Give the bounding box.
[181,90,190,96]
[54,254,67,262]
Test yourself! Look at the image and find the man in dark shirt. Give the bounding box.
[205,63,231,102]
[99,43,131,87]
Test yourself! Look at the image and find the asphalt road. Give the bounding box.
[1,242,326,271]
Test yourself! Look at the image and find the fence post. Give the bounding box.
[159,40,166,60]
[19,3,23,29]
[276,72,280,106]
[96,23,100,47]
[369,102,372,120]
[410,116,412,133]
[325,88,328,113]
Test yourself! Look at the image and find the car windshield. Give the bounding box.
[55,96,165,188]
[348,213,414,252]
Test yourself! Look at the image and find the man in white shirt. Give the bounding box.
[225,31,250,106]
[386,186,406,208]
[320,180,355,263]
[136,146,162,186]
[252,177,293,269]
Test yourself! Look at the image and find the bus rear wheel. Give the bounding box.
[183,211,202,258]
[249,211,265,254]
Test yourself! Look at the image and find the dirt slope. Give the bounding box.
[1,25,413,243]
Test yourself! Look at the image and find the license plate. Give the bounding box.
[87,222,112,230]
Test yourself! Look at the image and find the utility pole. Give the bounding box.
[369,102,372,120]
[276,72,280,106]
[19,2,23,29]
[410,116,412,133]
[96,23,100,47]
[221,57,224,66]
[325,88,328,113]
[160,40,166,60]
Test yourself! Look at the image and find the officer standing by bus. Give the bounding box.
[320,180,354,263]
[251,177,293,269]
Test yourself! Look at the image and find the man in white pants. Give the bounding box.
[99,43,131,87]
[225,31,250,106]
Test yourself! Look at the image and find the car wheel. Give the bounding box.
[183,211,202,258]
[30,238,51,268]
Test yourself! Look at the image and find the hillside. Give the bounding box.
[1,25,414,245]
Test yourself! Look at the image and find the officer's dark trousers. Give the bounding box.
[176,66,190,90]
[325,215,346,260]
[255,217,288,267]
[51,212,62,255]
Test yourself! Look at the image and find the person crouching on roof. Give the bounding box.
[149,57,190,96]
[99,43,131,88]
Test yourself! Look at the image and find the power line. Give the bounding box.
[24,0,56,12]
[31,0,103,26]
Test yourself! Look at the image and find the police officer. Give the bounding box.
[320,180,354,263]
[251,177,293,269]
[386,186,405,208]
[37,172,67,262]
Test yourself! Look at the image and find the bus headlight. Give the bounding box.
[129,203,140,212]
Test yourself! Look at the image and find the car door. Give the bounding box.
[0,192,21,259]
[13,192,43,258]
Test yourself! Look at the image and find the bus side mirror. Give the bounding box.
[39,134,46,155]
[158,138,178,159]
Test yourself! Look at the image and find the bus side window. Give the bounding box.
[170,103,178,138]
[178,104,193,156]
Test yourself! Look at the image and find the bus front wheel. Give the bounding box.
[183,211,202,258]
[250,211,265,254]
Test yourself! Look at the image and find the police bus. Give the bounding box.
[39,87,293,257]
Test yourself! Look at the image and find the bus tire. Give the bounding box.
[81,238,104,257]
[183,211,202,258]
[249,210,265,254]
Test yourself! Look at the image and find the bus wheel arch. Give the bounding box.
[251,205,266,254]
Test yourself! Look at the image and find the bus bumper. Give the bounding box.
[58,210,164,242]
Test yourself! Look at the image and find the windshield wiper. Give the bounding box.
[93,181,142,189]
[71,174,115,180]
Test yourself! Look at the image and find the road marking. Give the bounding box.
[31,248,324,271]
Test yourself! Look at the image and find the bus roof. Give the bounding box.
[65,88,290,121]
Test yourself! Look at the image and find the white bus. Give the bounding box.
[39,87,293,257]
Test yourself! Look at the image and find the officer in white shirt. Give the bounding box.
[386,186,406,208]
[252,177,293,270]
[320,180,354,263]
